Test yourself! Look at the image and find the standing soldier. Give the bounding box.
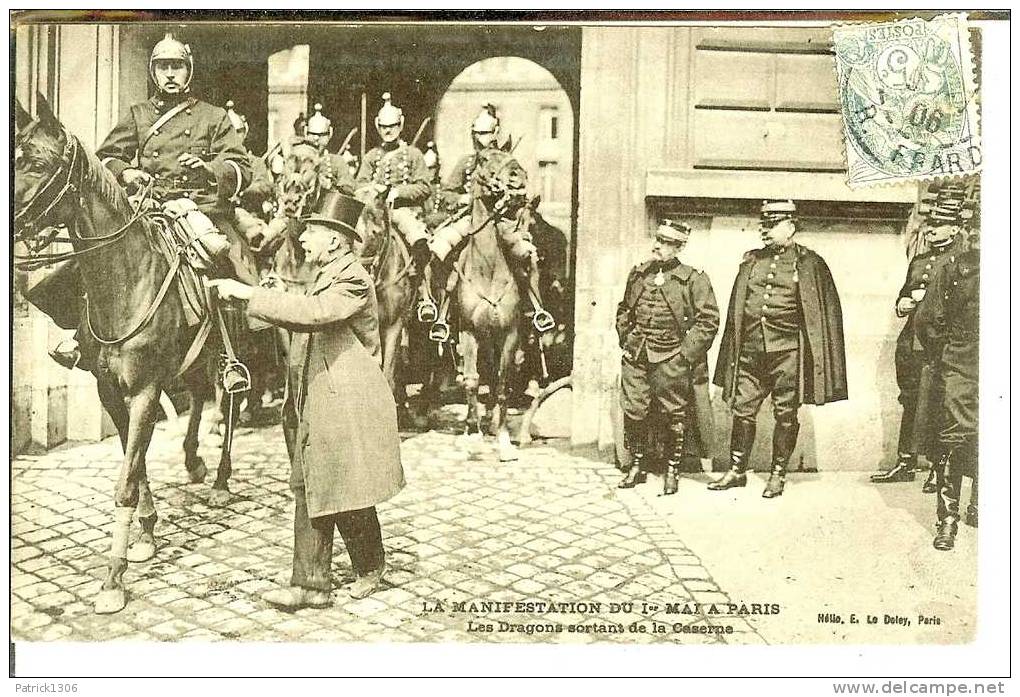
[355,93,432,273]
[870,193,964,485]
[709,200,847,498]
[916,207,979,551]
[43,32,254,375]
[616,220,719,496]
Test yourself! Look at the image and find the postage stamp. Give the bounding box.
[832,13,981,188]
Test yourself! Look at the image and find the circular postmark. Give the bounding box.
[838,32,968,177]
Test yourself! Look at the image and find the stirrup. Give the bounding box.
[416,298,439,324]
[221,359,251,394]
[429,321,451,343]
[532,308,555,333]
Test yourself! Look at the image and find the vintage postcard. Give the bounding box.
[8,9,1011,681]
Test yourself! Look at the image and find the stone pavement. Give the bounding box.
[11,413,765,645]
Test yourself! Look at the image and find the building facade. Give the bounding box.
[14,22,927,472]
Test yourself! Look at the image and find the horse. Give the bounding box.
[357,196,418,405]
[447,148,537,461]
[14,95,238,614]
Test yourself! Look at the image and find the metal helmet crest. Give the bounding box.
[149,33,193,90]
[224,100,249,140]
[423,141,439,169]
[305,102,332,138]
[471,104,500,134]
[375,92,404,128]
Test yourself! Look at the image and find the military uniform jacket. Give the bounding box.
[616,260,720,365]
[895,240,962,353]
[713,244,848,406]
[355,140,430,207]
[97,94,251,216]
[247,252,405,517]
[915,249,979,383]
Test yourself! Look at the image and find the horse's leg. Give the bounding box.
[182,380,209,484]
[209,387,238,507]
[495,327,521,462]
[460,330,482,436]
[96,381,161,614]
[96,374,130,453]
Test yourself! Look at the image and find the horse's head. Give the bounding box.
[471,147,528,212]
[14,94,76,250]
[276,142,323,218]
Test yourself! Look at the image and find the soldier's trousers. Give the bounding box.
[731,330,800,425]
[290,487,384,592]
[938,369,978,470]
[895,342,943,458]
[390,207,429,246]
[620,350,692,424]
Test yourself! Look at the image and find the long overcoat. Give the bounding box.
[713,243,848,406]
[247,252,405,518]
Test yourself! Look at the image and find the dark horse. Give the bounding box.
[357,197,418,399]
[447,148,538,461]
[14,96,236,614]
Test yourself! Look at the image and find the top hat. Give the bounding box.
[302,190,365,243]
[761,199,797,223]
[656,218,692,243]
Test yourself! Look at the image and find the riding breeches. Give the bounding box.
[389,207,429,246]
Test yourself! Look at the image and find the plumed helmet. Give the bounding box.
[423,140,439,169]
[224,100,249,139]
[305,103,332,138]
[149,32,193,90]
[375,92,404,127]
[471,104,500,134]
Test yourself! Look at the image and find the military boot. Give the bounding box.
[870,453,916,483]
[763,421,799,499]
[933,451,962,551]
[965,478,978,528]
[618,417,648,489]
[662,422,684,496]
[708,418,755,491]
[921,464,938,493]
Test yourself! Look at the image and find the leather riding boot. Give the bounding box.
[965,478,978,528]
[708,418,755,491]
[619,417,648,489]
[662,422,684,496]
[870,453,916,483]
[762,421,799,499]
[921,464,938,493]
[933,451,962,551]
[49,329,96,372]
[411,238,431,276]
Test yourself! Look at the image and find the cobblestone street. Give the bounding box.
[11,412,765,645]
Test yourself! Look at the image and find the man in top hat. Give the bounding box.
[870,187,967,486]
[39,33,255,373]
[915,201,979,551]
[616,219,719,495]
[208,189,405,607]
[355,93,432,273]
[709,200,847,498]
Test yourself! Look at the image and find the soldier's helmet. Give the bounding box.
[375,92,404,129]
[471,104,500,135]
[149,32,193,91]
[923,184,969,246]
[225,100,249,141]
[305,103,333,140]
[760,199,797,226]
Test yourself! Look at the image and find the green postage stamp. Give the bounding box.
[833,13,981,188]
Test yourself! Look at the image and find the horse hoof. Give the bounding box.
[126,540,156,563]
[94,588,127,615]
[208,488,231,507]
[187,458,208,484]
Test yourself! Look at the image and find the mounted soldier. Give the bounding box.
[226,100,277,243]
[302,103,356,196]
[355,93,432,274]
[422,105,554,343]
[36,33,254,387]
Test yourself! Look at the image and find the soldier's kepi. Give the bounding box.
[616,219,720,496]
[41,32,256,382]
[709,200,847,498]
[355,92,432,273]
